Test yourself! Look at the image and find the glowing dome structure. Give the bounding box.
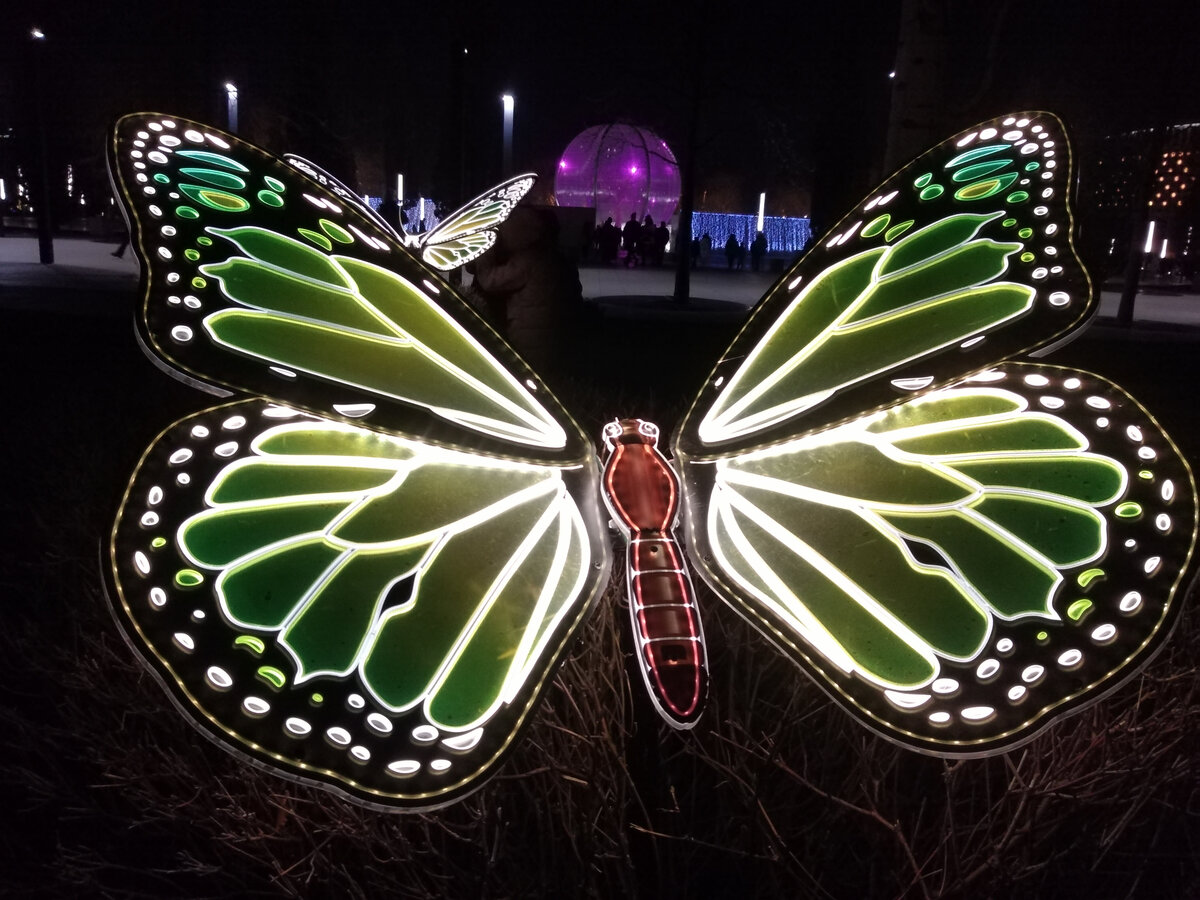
[554,124,681,227]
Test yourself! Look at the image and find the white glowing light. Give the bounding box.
[1145,221,1156,253]
[441,727,485,751]
[149,587,167,608]
[757,192,765,234]
[366,713,393,735]
[884,691,931,709]
[1119,591,1143,613]
[411,725,439,744]
[206,666,233,690]
[242,696,270,717]
[1007,685,1027,702]
[350,745,371,762]
[284,717,312,737]
[173,632,196,652]
[326,726,352,746]
[961,706,995,721]
[429,759,452,773]
[134,552,151,574]
[387,760,421,777]
[1021,665,1045,684]
[976,659,1000,679]
[1091,624,1117,643]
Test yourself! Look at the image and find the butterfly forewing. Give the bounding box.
[676,112,1090,458]
[109,114,583,462]
[106,400,611,808]
[419,174,536,271]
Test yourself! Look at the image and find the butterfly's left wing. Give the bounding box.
[674,112,1198,755]
[418,174,536,271]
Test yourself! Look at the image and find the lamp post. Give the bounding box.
[757,192,766,234]
[225,82,239,133]
[29,27,53,263]
[501,93,514,177]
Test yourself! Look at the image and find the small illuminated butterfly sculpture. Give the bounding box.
[105,112,1198,811]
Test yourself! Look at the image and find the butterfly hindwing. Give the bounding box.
[106,399,611,808]
[109,114,581,461]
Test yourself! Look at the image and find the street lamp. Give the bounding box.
[501,93,514,176]
[757,192,766,234]
[225,82,239,133]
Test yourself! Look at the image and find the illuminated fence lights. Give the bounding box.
[692,211,812,255]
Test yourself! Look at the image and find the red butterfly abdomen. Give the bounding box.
[602,420,708,728]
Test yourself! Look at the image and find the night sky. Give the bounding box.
[3,0,1199,228]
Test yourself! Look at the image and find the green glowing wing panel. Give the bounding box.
[106,400,610,808]
[108,114,580,460]
[677,112,1089,457]
[682,366,1195,753]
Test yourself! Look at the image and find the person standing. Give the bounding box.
[724,233,739,270]
[750,231,768,271]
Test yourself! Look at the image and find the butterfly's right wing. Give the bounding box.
[419,174,537,271]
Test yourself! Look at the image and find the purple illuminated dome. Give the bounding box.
[554,124,681,226]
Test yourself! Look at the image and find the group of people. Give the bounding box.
[586,214,671,266]
[722,231,770,271]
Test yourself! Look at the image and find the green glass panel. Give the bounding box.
[1115,502,1143,518]
[257,666,287,688]
[861,214,891,238]
[254,426,415,461]
[1077,568,1105,588]
[866,392,1022,433]
[948,456,1124,504]
[183,499,353,566]
[153,173,170,184]
[257,190,284,207]
[234,635,265,654]
[1001,217,1017,227]
[882,511,1058,618]
[914,172,933,188]
[174,149,250,172]
[334,464,549,544]
[884,220,914,241]
[1066,599,1093,620]
[717,501,940,685]
[201,259,393,334]
[178,167,247,191]
[954,172,1019,201]
[1024,161,1041,171]
[176,206,199,219]
[880,214,999,276]
[1020,252,1035,263]
[184,249,201,261]
[264,175,286,192]
[282,547,428,678]
[197,236,213,246]
[893,417,1086,456]
[970,495,1103,566]
[739,485,989,657]
[951,159,1013,182]
[207,227,353,287]
[850,238,1022,323]
[945,144,1011,168]
[175,568,204,587]
[191,277,207,289]
[211,460,397,504]
[151,537,167,548]
[430,509,566,726]
[178,184,250,212]
[730,440,975,507]
[1006,191,1030,203]
[219,538,342,627]
[362,488,557,712]
[1018,227,1034,239]
[319,218,354,243]
[919,184,945,200]
[298,228,333,251]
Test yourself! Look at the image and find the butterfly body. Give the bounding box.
[602,419,708,728]
[104,111,1197,809]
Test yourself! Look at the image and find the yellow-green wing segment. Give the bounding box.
[677,112,1091,458]
[106,400,611,809]
[107,114,584,461]
[679,365,1197,754]
[199,225,565,449]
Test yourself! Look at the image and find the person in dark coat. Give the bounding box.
[750,231,768,271]
[724,233,740,270]
[622,213,641,266]
[469,207,582,378]
[653,221,670,266]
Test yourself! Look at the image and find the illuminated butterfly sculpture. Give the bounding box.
[105,112,1197,811]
